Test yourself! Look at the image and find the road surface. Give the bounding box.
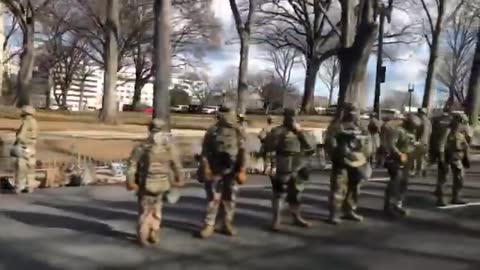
[0,169,479,270]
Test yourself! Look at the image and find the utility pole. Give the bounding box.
[153,0,172,131]
[408,83,415,113]
[373,0,393,116]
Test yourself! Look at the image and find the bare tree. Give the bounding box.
[2,0,52,107]
[436,8,476,105]
[318,56,339,106]
[230,0,256,114]
[419,0,466,109]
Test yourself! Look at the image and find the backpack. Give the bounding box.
[138,144,172,195]
[210,126,240,170]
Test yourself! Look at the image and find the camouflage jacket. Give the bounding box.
[201,122,247,176]
[417,114,432,145]
[386,127,417,161]
[127,137,183,195]
[327,121,370,164]
[15,116,38,148]
[439,128,470,163]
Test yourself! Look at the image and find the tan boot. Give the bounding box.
[290,205,311,228]
[148,229,160,244]
[198,225,215,239]
[222,221,237,236]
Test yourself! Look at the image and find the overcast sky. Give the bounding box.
[207,0,435,107]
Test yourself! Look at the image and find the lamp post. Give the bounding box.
[408,83,415,113]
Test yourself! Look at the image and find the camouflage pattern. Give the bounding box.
[368,114,382,166]
[383,114,421,216]
[14,106,38,193]
[199,103,247,237]
[413,108,432,176]
[267,109,315,230]
[126,121,184,246]
[258,116,275,175]
[434,113,470,205]
[326,103,370,224]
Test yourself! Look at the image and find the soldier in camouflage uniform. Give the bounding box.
[258,116,275,175]
[265,109,315,231]
[383,114,421,217]
[430,106,454,206]
[435,113,471,206]
[368,112,382,167]
[126,119,185,246]
[13,106,38,194]
[197,103,248,239]
[326,103,371,225]
[414,108,432,177]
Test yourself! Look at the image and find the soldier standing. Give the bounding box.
[435,113,471,206]
[126,119,185,246]
[197,103,247,239]
[368,112,382,167]
[414,108,432,177]
[265,109,315,231]
[383,114,421,217]
[326,103,371,224]
[258,116,275,175]
[13,106,38,194]
[431,106,454,206]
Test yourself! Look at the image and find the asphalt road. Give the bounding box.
[0,168,479,270]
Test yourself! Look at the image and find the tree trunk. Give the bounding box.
[466,28,480,127]
[237,33,250,114]
[132,79,147,111]
[79,77,86,111]
[422,0,445,110]
[99,0,120,124]
[338,0,377,110]
[46,68,53,109]
[301,58,320,113]
[0,3,4,98]
[153,0,172,131]
[328,85,334,107]
[16,22,34,107]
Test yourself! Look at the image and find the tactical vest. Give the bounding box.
[275,129,303,174]
[446,131,467,161]
[209,126,240,171]
[277,130,302,155]
[396,129,417,154]
[138,144,172,195]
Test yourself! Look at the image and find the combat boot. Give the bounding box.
[198,225,215,239]
[271,198,283,232]
[434,188,446,207]
[290,205,311,228]
[392,204,409,217]
[222,221,237,236]
[148,229,160,244]
[343,211,364,222]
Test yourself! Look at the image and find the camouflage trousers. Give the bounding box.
[384,161,409,210]
[271,174,305,206]
[15,156,36,193]
[137,195,162,245]
[329,165,362,220]
[262,152,275,175]
[435,160,464,201]
[203,176,238,226]
[413,144,428,176]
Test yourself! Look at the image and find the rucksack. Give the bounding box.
[138,143,172,195]
[210,126,240,170]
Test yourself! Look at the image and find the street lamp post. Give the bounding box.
[408,83,415,113]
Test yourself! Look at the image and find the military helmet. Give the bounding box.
[21,105,35,116]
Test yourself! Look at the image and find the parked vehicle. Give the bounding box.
[188,105,201,113]
[201,106,219,114]
[171,105,189,113]
[381,108,404,119]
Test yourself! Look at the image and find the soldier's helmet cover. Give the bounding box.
[21,105,35,116]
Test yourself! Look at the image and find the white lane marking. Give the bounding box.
[368,177,390,182]
[438,202,480,209]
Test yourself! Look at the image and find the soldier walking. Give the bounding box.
[126,119,185,246]
[414,108,432,177]
[258,116,275,175]
[435,113,471,206]
[264,109,315,231]
[368,112,382,167]
[326,103,371,224]
[383,114,421,217]
[197,103,247,239]
[13,106,38,194]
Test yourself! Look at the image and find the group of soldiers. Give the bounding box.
[10,101,471,247]
[125,101,473,246]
